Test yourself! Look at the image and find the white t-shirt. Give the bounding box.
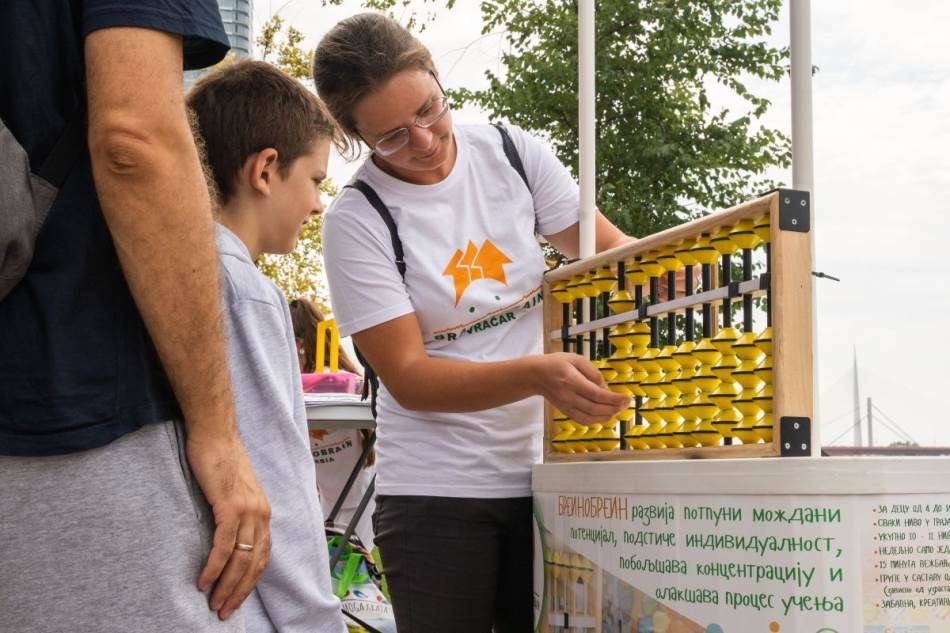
[321,123,579,497]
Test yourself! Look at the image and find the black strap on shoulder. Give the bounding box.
[491,122,531,193]
[346,179,406,277]
[343,179,408,418]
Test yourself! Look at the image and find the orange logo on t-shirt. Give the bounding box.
[442,239,512,306]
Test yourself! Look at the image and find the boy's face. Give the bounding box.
[262,137,331,255]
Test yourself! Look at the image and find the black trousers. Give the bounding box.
[373,495,534,633]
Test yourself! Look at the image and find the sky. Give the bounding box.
[253,0,950,446]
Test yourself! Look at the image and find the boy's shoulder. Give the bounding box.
[214,223,285,309]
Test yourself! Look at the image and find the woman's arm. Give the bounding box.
[354,313,628,424]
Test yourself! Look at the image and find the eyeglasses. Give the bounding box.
[362,77,451,157]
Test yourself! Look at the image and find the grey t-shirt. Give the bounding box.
[216,223,345,633]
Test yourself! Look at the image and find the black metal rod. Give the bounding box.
[589,296,598,360]
[766,243,772,327]
[666,270,676,346]
[601,292,610,358]
[649,276,659,348]
[574,297,583,352]
[721,254,733,328]
[327,430,376,524]
[743,249,753,332]
[701,264,712,338]
[562,304,571,352]
[684,264,695,341]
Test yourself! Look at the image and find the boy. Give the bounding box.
[187,60,347,633]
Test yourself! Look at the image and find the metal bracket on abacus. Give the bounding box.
[779,417,812,457]
[777,188,810,233]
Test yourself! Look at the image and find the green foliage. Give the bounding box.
[454,0,791,237]
[320,0,455,32]
[257,15,313,79]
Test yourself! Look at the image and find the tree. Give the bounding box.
[253,16,333,307]
[257,15,312,80]
[453,0,791,237]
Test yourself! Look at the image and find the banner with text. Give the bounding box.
[534,491,950,633]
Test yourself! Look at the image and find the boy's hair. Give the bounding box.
[186,59,344,205]
[312,12,434,158]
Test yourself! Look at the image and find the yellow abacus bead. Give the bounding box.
[732,331,762,362]
[657,345,679,373]
[755,326,773,355]
[755,355,773,386]
[711,353,739,382]
[730,218,762,250]
[591,266,618,294]
[629,322,652,350]
[753,413,774,443]
[693,365,721,393]
[693,338,722,367]
[551,279,572,303]
[753,215,771,242]
[657,246,683,272]
[608,289,635,314]
[690,234,719,265]
[692,419,721,447]
[711,225,740,256]
[566,274,585,300]
[625,263,648,287]
[639,252,664,277]
[711,326,740,354]
[672,340,698,370]
[733,359,761,389]
[674,240,698,266]
[754,384,773,414]
[692,393,719,421]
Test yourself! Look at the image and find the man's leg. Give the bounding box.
[0,421,244,633]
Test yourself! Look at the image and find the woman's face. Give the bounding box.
[353,69,455,185]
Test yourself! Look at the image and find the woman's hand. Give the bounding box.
[530,353,629,423]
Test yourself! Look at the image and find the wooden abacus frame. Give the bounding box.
[541,189,813,462]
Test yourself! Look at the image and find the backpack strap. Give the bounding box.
[343,179,407,419]
[346,179,406,277]
[491,122,531,193]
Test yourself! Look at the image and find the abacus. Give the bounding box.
[542,189,813,461]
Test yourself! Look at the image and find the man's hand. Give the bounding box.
[187,431,271,621]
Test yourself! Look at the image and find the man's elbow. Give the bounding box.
[88,114,191,180]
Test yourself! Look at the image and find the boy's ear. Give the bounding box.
[243,148,280,196]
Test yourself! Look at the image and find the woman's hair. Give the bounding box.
[312,12,435,157]
[288,298,360,375]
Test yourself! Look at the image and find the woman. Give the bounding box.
[313,13,630,632]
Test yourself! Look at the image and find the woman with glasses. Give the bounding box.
[313,13,630,632]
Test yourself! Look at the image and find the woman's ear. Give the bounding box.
[243,148,279,196]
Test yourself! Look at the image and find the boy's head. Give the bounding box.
[187,60,344,254]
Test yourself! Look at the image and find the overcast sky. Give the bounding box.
[255,1,950,446]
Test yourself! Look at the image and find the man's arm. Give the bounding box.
[85,27,269,620]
